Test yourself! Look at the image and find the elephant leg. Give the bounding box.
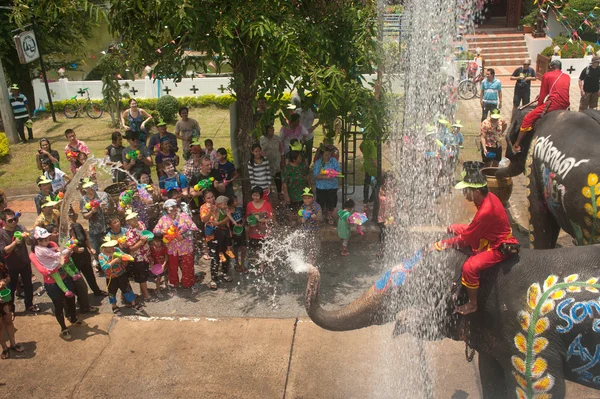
[527,170,561,249]
[478,352,506,399]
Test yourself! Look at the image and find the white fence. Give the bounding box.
[32,74,385,106]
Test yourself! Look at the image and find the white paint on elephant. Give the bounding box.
[533,135,590,179]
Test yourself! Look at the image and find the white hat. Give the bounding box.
[163,199,178,209]
[82,178,95,189]
[101,239,118,248]
[33,227,50,239]
[125,209,139,220]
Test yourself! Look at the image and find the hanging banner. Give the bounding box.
[13,31,40,64]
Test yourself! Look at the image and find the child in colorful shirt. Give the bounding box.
[337,199,354,256]
[124,210,153,302]
[150,234,169,294]
[229,195,247,273]
[298,187,322,264]
[99,239,142,315]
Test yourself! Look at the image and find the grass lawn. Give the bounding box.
[0,106,370,195]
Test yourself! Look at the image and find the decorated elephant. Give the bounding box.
[305,245,600,398]
[495,108,600,249]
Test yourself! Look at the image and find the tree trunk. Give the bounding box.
[232,57,258,205]
[4,46,36,113]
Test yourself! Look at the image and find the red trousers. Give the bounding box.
[168,253,195,288]
[520,101,566,131]
[461,249,509,289]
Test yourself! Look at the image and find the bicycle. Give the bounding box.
[457,64,484,100]
[63,88,104,119]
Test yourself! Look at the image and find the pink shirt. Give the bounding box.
[153,212,198,256]
[64,140,90,174]
[125,221,152,263]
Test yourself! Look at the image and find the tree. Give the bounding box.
[107,0,379,200]
[3,0,103,109]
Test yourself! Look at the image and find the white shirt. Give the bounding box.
[295,108,316,140]
[45,168,68,192]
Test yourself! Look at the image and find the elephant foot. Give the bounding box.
[455,302,477,315]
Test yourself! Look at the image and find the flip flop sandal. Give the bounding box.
[1,348,9,359]
[60,330,72,341]
[134,303,145,311]
[222,276,233,283]
[10,344,24,353]
[27,305,40,313]
[203,254,211,260]
[209,280,218,290]
[112,307,123,316]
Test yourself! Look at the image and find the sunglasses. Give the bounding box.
[6,217,18,223]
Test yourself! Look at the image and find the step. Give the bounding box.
[485,58,536,66]
[478,45,528,54]
[465,33,525,42]
[484,53,531,62]
[470,40,527,49]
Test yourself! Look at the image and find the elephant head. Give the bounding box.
[305,249,469,340]
[495,106,535,179]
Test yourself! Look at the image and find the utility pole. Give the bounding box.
[32,17,56,122]
[0,58,18,144]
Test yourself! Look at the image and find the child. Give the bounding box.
[105,216,129,252]
[99,239,143,315]
[124,210,153,302]
[33,227,80,298]
[215,147,238,197]
[214,195,236,263]
[246,186,274,272]
[337,199,354,256]
[298,187,323,263]
[149,233,169,295]
[203,139,218,165]
[155,137,179,179]
[377,172,395,258]
[229,195,247,273]
[76,151,88,172]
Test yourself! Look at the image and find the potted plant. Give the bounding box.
[521,13,535,34]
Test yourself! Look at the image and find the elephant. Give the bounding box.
[495,107,600,249]
[305,245,600,398]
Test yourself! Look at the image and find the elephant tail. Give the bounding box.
[305,264,394,331]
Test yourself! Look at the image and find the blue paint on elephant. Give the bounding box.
[373,250,424,292]
[375,270,392,291]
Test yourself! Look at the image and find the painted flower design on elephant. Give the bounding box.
[513,274,600,399]
[580,173,600,245]
[374,249,424,293]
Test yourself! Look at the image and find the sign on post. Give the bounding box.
[13,31,40,64]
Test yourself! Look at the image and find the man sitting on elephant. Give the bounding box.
[513,59,570,152]
[432,170,519,315]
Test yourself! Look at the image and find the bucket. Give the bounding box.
[0,288,12,303]
[233,225,244,236]
[205,224,216,236]
[141,230,154,240]
[150,263,163,276]
[481,168,513,206]
[486,152,497,159]
[247,215,258,227]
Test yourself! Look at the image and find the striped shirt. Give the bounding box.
[247,158,271,191]
[9,93,29,119]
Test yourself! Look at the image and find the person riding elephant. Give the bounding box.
[305,243,600,398]
[431,169,519,315]
[495,105,600,249]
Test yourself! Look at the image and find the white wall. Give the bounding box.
[524,34,552,65]
[32,74,382,107]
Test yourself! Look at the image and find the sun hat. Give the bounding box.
[452,120,463,128]
[490,109,501,120]
[156,120,167,127]
[289,141,303,152]
[33,227,51,239]
[125,209,138,220]
[10,84,19,90]
[37,175,52,186]
[438,117,450,126]
[215,195,229,205]
[41,196,59,208]
[455,169,488,190]
[82,178,95,189]
[301,187,314,197]
[163,199,178,209]
[101,239,118,248]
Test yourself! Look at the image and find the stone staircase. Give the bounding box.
[465,31,540,87]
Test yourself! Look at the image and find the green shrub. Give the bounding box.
[541,35,600,58]
[0,133,10,158]
[155,95,180,123]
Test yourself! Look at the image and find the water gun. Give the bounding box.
[113,250,134,262]
[348,212,368,236]
[162,224,181,243]
[119,190,135,208]
[320,169,344,178]
[66,150,78,161]
[14,231,29,241]
[137,184,153,192]
[125,149,141,160]
[57,192,64,200]
[85,199,100,210]
[117,236,127,245]
[64,238,79,249]
[297,209,312,220]
[194,177,215,191]
[160,189,167,196]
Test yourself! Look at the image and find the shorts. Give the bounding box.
[316,188,338,211]
[214,227,232,253]
[129,261,150,283]
[232,228,247,248]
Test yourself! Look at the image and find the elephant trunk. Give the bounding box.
[305,265,394,331]
[495,158,525,179]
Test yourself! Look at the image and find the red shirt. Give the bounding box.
[246,200,273,240]
[538,68,570,109]
[441,193,517,252]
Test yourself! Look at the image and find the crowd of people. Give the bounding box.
[0,98,396,352]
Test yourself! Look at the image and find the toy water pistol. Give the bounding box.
[64,238,79,249]
[162,223,181,243]
[160,189,167,196]
[85,199,100,210]
[119,190,135,208]
[57,192,65,200]
[113,250,134,262]
[66,150,78,161]
[297,209,312,220]
[117,236,127,246]
[137,184,153,192]
[320,169,344,178]
[13,231,29,241]
[348,212,368,236]
[125,149,141,161]
[194,177,215,191]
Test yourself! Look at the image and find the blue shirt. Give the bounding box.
[313,157,341,190]
[216,160,236,181]
[9,93,28,119]
[481,79,501,105]
[159,173,189,192]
